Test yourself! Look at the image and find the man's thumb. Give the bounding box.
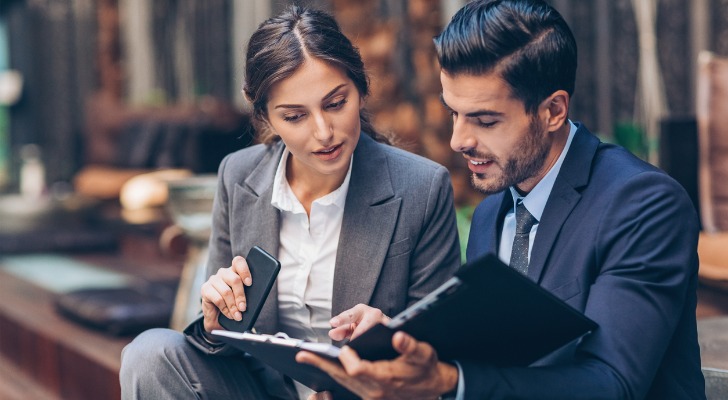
[393,331,431,363]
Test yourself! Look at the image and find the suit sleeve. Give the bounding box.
[183,154,239,355]
[205,153,235,279]
[459,171,700,399]
[405,166,462,305]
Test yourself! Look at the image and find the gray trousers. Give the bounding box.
[119,328,295,400]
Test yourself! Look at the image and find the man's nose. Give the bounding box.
[450,118,476,153]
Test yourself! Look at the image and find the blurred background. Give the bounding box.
[2,0,728,399]
[1,0,722,207]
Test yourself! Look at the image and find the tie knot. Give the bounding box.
[515,201,538,234]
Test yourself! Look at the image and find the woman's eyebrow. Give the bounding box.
[274,83,348,109]
[322,83,347,100]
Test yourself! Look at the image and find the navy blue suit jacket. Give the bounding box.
[464,124,705,399]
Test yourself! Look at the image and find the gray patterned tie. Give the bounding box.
[509,201,538,275]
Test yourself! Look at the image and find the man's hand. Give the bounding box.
[200,256,252,332]
[297,331,459,400]
[329,304,391,341]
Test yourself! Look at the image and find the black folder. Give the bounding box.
[213,253,597,396]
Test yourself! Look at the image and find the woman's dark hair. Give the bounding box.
[434,0,577,116]
[244,5,389,144]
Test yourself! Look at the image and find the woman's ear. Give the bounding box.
[541,90,569,132]
[258,116,278,138]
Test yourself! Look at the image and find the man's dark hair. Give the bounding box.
[434,0,577,115]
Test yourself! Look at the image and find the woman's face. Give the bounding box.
[265,57,362,187]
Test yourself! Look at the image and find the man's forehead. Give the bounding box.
[440,70,517,111]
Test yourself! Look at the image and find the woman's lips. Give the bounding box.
[313,143,343,161]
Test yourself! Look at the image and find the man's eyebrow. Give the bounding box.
[465,110,505,118]
[439,93,452,110]
[439,93,504,118]
[274,83,348,109]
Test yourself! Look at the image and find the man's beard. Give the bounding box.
[470,117,551,195]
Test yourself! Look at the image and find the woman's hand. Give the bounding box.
[328,304,391,341]
[200,256,253,333]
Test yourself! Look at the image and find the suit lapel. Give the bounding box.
[332,135,399,315]
[493,194,513,253]
[528,124,599,283]
[233,143,283,333]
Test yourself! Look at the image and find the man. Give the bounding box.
[298,0,706,399]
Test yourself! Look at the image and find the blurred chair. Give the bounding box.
[164,175,217,331]
[697,51,728,233]
[696,51,728,287]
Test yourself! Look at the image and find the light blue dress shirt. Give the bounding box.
[497,121,577,266]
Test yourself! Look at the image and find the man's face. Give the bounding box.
[441,70,552,195]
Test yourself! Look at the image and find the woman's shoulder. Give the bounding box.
[218,143,281,185]
[360,134,442,167]
[369,139,449,176]
[222,142,279,168]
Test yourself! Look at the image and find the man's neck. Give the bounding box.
[515,122,571,195]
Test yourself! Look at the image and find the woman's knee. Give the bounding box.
[120,328,187,372]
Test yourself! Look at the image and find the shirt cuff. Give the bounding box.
[454,361,465,400]
[440,361,464,400]
[196,320,225,348]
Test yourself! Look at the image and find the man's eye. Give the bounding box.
[477,120,498,128]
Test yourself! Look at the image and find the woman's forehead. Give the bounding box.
[267,58,354,107]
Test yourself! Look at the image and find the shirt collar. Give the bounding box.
[509,120,577,221]
[271,147,353,213]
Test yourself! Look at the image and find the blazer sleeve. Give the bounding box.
[459,171,700,399]
[205,153,235,278]
[184,153,239,355]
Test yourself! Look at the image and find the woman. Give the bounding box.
[120,6,460,400]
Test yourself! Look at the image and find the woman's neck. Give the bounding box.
[285,154,348,215]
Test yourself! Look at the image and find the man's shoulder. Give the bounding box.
[568,124,679,192]
[591,143,680,190]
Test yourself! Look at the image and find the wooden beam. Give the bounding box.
[230,0,271,108]
[691,0,710,111]
[595,0,612,137]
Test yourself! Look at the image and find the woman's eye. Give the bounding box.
[325,98,347,110]
[283,113,305,122]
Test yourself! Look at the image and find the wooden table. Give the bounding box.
[698,317,728,398]
[0,251,182,400]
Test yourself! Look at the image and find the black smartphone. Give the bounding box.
[218,246,281,332]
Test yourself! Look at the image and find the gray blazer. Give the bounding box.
[187,133,460,351]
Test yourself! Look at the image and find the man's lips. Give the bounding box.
[466,158,494,173]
